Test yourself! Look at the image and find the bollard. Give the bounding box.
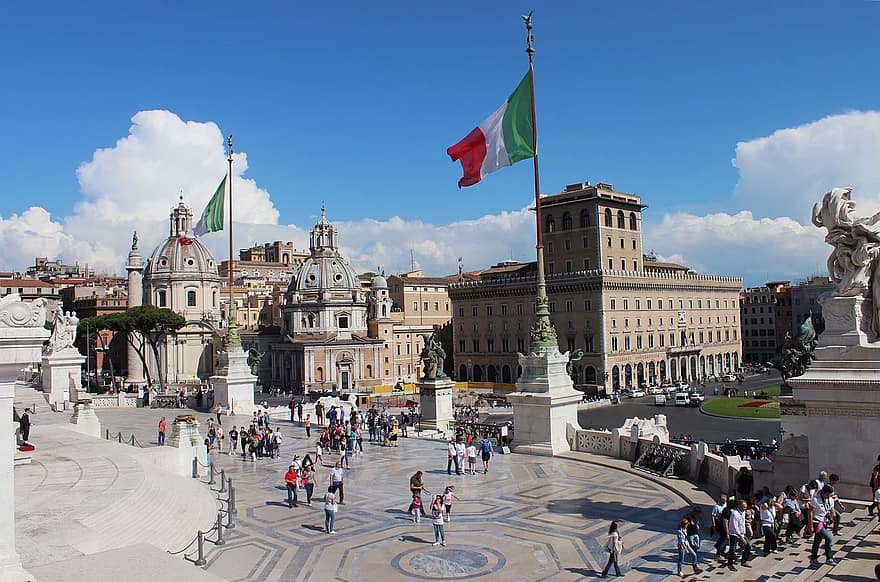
[208,463,216,485]
[105,428,110,440]
[194,530,206,566]
[192,457,199,479]
[229,485,237,515]
[118,432,123,443]
[219,469,226,493]
[225,505,235,529]
[215,513,225,546]
[130,434,136,446]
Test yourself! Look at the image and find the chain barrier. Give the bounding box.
[105,429,146,448]
[167,531,200,556]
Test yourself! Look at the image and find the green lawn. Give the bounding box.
[702,397,780,419]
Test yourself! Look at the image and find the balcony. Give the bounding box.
[667,344,702,356]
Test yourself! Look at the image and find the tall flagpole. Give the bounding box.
[523,12,557,350]
[225,134,241,347]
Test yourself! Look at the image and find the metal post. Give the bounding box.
[219,469,226,493]
[194,530,206,566]
[192,457,199,479]
[215,513,225,546]
[225,505,235,529]
[229,485,237,515]
[118,432,122,443]
[105,428,109,440]
[208,463,216,485]
[130,434,135,446]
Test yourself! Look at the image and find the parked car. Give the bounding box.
[654,394,667,406]
[721,374,737,382]
[662,384,678,395]
[650,385,665,395]
[688,392,705,406]
[674,381,689,391]
[623,388,646,398]
[674,392,690,406]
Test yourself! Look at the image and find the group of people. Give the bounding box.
[446,434,494,475]
[281,452,346,534]
[407,471,460,546]
[193,411,284,461]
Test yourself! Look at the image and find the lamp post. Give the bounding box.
[85,320,90,394]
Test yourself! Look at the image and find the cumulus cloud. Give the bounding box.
[646,211,828,284]
[732,110,880,221]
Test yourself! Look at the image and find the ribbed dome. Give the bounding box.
[371,275,388,289]
[286,208,360,295]
[143,198,220,281]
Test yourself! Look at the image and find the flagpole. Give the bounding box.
[225,134,241,347]
[523,12,557,350]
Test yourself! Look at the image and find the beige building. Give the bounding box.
[219,241,308,284]
[448,181,743,392]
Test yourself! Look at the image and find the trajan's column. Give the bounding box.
[125,232,145,386]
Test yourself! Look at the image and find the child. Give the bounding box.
[466,442,477,475]
[316,441,324,466]
[442,486,460,522]
[410,494,423,523]
[874,485,880,522]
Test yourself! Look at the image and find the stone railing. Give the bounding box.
[88,393,139,408]
[567,415,750,494]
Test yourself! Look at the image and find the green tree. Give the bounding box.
[93,306,186,389]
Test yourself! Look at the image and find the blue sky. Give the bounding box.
[1,1,878,282]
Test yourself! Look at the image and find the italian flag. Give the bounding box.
[447,71,535,188]
[192,175,227,237]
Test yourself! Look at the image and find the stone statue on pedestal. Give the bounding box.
[45,307,79,354]
[812,187,880,336]
[419,331,446,380]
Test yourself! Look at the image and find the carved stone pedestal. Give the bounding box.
[41,349,85,409]
[211,347,257,417]
[417,377,454,432]
[69,398,101,439]
[509,346,582,457]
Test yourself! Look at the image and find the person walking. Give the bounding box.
[781,486,804,543]
[809,485,838,567]
[316,440,324,466]
[228,425,238,455]
[684,507,703,553]
[330,461,345,504]
[157,417,166,446]
[323,486,338,533]
[19,407,32,444]
[455,439,466,475]
[409,494,423,522]
[297,401,303,422]
[479,434,494,474]
[442,486,460,522]
[301,465,316,506]
[466,441,477,475]
[409,470,429,512]
[304,414,312,438]
[288,398,296,423]
[270,427,283,459]
[600,520,623,578]
[284,465,299,508]
[727,500,752,571]
[677,518,702,576]
[430,495,446,546]
[340,439,351,469]
[759,501,779,555]
[447,438,460,475]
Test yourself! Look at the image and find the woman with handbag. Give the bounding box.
[600,520,623,578]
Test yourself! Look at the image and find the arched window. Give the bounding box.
[580,209,590,228]
[545,214,555,233]
[473,365,483,382]
[502,365,512,383]
[212,291,217,307]
[459,364,467,381]
[585,366,597,384]
[365,364,373,378]
[316,367,324,382]
[604,208,613,227]
[381,305,387,317]
[629,212,638,230]
[187,290,197,307]
[617,210,625,229]
[157,290,167,307]
[487,365,497,382]
[562,212,572,230]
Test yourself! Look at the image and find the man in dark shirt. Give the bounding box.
[19,408,31,443]
[716,498,734,560]
[735,467,754,500]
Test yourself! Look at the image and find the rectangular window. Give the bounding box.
[547,262,554,274]
[501,304,508,315]
[584,258,591,270]
[582,237,589,249]
[548,241,554,253]
[584,299,592,311]
[620,238,625,249]
[516,303,523,315]
[611,337,618,351]
[424,301,429,311]
[648,334,654,348]
[658,299,663,309]
[565,260,572,272]
[501,338,509,352]
[413,301,418,311]
[549,302,556,313]
[433,302,439,311]
[472,306,478,316]
[659,334,665,347]
[517,338,525,353]
[487,339,495,352]
[635,299,640,310]
[565,300,573,312]
[623,299,629,310]
[564,239,571,250]
[610,298,616,310]
[458,340,465,352]
[636,335,642,349]
[472,339,479,352]
[647,298,652,310]
[486,305,493,316]
[458,306,464,317]
[608,257,613,269]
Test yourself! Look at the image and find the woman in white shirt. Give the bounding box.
[759,502,779,555]
[323,486,338,534]
[431,495,446,546]
[600,520,623,578]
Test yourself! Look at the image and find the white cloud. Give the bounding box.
[732,110,880,221]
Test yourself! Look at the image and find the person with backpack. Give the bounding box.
[600,520,623,578]
[480,434,494,474]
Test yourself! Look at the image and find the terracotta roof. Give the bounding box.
[0,279,57,288]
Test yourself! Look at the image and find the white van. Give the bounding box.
[674,392,690,406]
[654,394,667,406]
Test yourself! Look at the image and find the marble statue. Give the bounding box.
[46,308,78,353]
[246,348,264,377]
[419,330,446,380]
[771,313,823,384]
[812,187,880,336]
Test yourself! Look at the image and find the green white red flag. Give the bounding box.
[192,176,227,236]
[447,71,535,188]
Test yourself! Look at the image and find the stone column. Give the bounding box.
[0,294,50,581]
[417,376,454,432]
[125,232,145,386]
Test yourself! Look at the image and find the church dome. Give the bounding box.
[287,208,360,295]
[143,197,221,281]
[370,275,388,290]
